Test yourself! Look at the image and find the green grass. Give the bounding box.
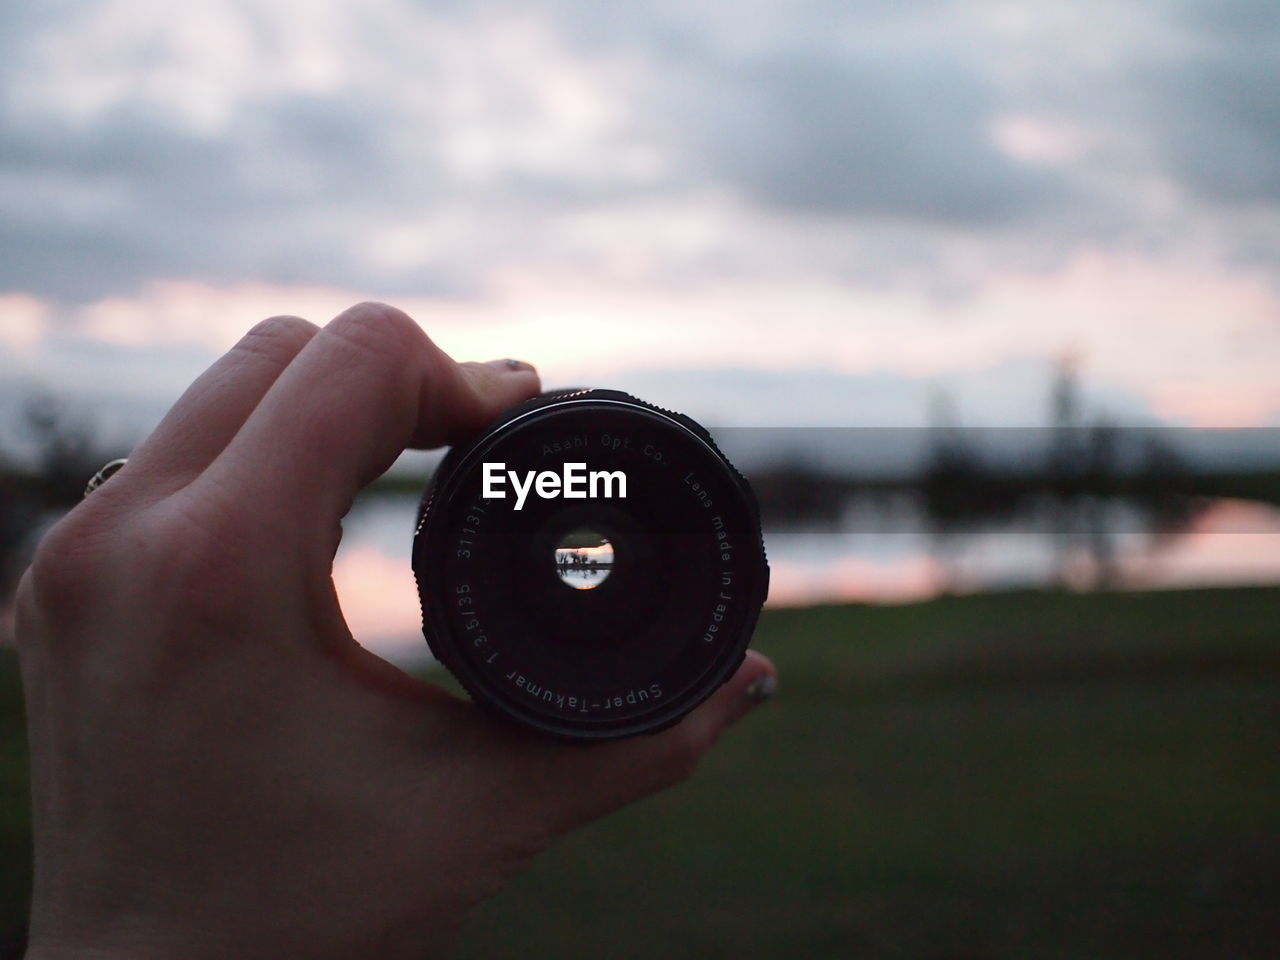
[2,587,1279,958]
[0,645,30,959]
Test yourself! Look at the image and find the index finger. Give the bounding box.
[198,302,540,525]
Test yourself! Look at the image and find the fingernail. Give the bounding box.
[486,357,536,374]
[745,673,777,704]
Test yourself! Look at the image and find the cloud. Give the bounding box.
[658,45,1062,224]
[1174,0,1280,42]
[3,0,1278,309]
[0,0,1277,436]
[0,81,472,300]
[1147,46,1280,205]
[0,0,1188,308]
[0,0,657,302]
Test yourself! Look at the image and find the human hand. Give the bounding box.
[15,303,776,960]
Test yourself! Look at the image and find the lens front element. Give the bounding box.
[554,528,614,590]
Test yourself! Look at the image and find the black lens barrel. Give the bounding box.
[412,389,769,740]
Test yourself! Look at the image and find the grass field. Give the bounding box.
[2,586,1278,958]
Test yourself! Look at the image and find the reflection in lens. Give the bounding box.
[554,528,614,590]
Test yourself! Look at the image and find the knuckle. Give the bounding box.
[326,301,428,360]
[242,314,318,358]
[141,486,253,579]
[12,569,39,652]
[16,485,264,659]
[119,505,254,643]
[22,508,119,623]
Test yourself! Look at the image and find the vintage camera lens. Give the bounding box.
[412,389,769,740]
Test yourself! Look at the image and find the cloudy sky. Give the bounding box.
[3,0,1280,445]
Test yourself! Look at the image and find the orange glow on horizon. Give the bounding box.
[6,244,1278,428]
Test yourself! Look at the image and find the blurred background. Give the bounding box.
[1,1,1278,957]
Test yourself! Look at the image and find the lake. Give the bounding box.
[335,493,1280,665]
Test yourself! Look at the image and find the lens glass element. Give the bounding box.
[554,528,614,590]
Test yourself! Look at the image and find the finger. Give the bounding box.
[122,316,320,497]
[200,302,540,525]
[507,651,778,834]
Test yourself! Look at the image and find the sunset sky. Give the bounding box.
[3,0,1280,445]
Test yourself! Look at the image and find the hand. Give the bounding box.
[15,303,776,960]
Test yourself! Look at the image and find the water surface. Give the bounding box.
[335,495,1280,665]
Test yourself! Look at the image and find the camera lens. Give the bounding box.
[412,389,769,740]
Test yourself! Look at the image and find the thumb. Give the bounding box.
[440,358,542,447]
[504,651,778,836]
